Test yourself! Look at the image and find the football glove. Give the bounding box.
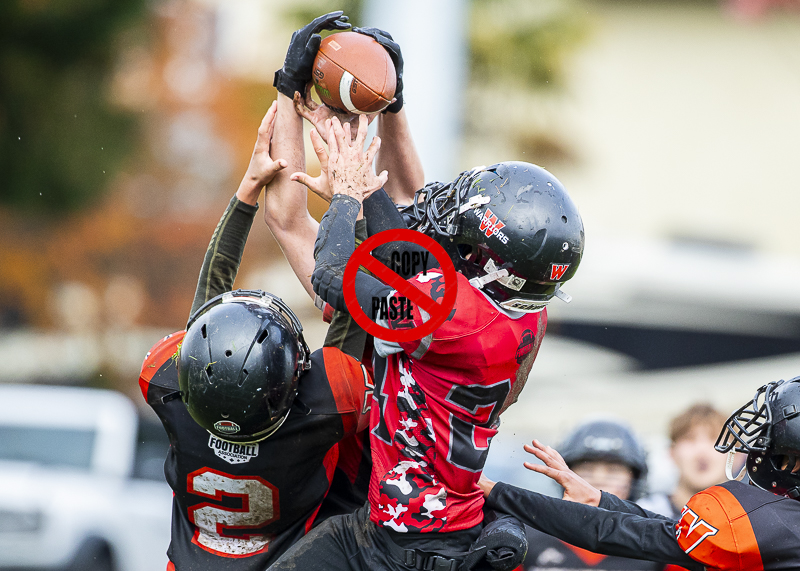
[274,11,351,99]
[353,27,404,113]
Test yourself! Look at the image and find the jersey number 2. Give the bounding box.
[187,468,279,557]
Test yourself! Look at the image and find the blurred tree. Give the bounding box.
[470,0,588,88]
[284,0,365,34]
[0,0,147,212]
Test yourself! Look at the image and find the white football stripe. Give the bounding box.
[339,71,360,114]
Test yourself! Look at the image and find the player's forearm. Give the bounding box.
[268,217,318,300]
[598,491,676,522]
[263,93,309,235]
[312,195,391,313]
[235,175,264,206]
[376,109,423,205]
[322,220,368,360]
[190,196,259,317]
[262,93,320,299]
[486,482,701,569]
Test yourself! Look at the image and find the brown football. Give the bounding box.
[312,32,396,115]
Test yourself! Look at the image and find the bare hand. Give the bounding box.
[478,473,496,498]
[237,101,287,204]
[293,86,379,144]
[290,125,332,202]
[523,439,602,507]
[326,115,387,203]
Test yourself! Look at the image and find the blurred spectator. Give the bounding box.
[523,418,661,570]
[638,403,728,519]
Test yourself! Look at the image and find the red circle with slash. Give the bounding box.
[343,228,458,343]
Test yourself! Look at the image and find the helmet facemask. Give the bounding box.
[716,378,800,499]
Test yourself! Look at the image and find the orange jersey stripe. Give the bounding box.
[139,331,184,401]
[563,541,607,566]
[677,485,763,571]
[322,346,368,436]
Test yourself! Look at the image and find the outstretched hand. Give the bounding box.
[328,115,388,202]
[523,439,602,507]
[236,101,287,205]
[293,115,386,203]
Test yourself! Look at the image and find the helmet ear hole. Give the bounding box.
[201,324,207,339]
[257,329,269,344]
[456,244,473,260]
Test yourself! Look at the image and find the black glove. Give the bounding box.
[353,27,404,113]
[460,511,528,571]
[274,11,350,99]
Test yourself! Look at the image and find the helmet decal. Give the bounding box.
[478,209,509,243]
[214,420,241,434]
[549,264,570,281]
[515,329,535,364]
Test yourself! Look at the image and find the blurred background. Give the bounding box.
[2,0,800,568]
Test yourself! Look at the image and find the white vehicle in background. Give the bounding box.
[0,384,172,571]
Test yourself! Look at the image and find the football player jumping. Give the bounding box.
[266,96,584,568]
[480,377,800,571]
[139,94,375,570]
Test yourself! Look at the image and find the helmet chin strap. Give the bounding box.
[726,450,747,481]
[469,269,509,289]
[553,284,572,304]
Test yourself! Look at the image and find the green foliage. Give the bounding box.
[0,0,147,212]
[283,0,365,34]
[470,0,589,88]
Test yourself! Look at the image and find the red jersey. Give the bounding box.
[369,270,546,533]
[675,480,800,570]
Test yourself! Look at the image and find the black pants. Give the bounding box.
[267,504,474,571]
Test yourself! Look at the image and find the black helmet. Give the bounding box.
[715,377,800,500]
[401,162,584,313]
[559,418,649,501]
[178,290,311,443]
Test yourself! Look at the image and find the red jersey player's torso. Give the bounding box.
[139,332,371,570]
[675,479,800,571]
[369,270,547,533]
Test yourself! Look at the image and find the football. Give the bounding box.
[312,32,396,115]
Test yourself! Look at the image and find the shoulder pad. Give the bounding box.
[676,485,762,570]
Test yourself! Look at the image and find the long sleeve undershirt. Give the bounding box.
[188,194,366,360]
[485,482,702,570]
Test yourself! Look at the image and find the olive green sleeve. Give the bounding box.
[189,196,259,317]
[322,218,368,360]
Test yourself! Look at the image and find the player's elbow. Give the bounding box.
[311,265,346,312]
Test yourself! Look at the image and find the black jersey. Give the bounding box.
[139,331,372,571]
[524,528,662,571]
